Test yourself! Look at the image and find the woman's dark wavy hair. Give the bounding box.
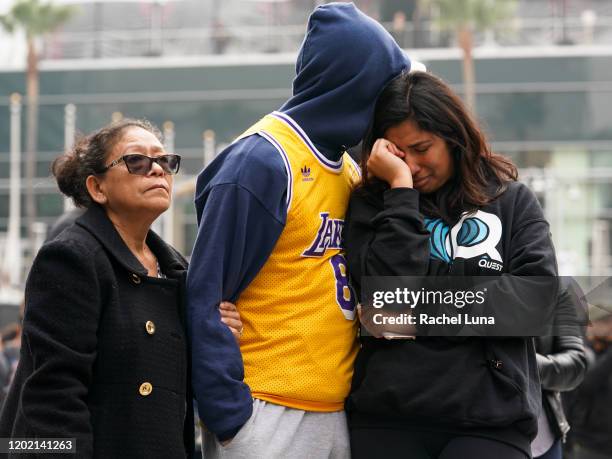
[360,71,517,223]
[52,118,162,208]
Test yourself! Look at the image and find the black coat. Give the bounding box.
[535,279,587,443]
[0,205,194,458]
[535,334,586,441]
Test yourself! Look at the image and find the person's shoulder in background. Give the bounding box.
[45,208,86,242]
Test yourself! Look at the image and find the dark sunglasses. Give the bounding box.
[99,153,181,175]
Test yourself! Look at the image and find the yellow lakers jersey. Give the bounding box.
[235,111,360,412]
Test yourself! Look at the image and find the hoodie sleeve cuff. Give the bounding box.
[383,187,419,211]
[217,425,243,442]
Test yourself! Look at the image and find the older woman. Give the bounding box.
[0,119,239,458]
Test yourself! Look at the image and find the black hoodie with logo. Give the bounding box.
[344,181,558,454]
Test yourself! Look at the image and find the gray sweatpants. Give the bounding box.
[202,398,350,459]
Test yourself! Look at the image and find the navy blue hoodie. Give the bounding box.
[186,2,410,440]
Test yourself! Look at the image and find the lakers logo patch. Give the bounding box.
[302,212,344,257]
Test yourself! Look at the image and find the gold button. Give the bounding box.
[139,382,153,396]
[145,321,156,335]
[130,273,141,284]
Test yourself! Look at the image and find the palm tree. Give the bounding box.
[0,0,76,258]
[424,0,517,114]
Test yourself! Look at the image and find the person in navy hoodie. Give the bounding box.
[344,71,558,458]
[186,3,412,458]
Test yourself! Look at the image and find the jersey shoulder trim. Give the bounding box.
[271,111,344,173]
[258,130,293,212]
[344,153,362,180]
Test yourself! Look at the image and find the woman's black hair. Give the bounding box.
[361,71,517,223]
[52,118,162,208]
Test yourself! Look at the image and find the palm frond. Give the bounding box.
[5,0,76,38]
[424,0,517,32]
[0,14,16,33]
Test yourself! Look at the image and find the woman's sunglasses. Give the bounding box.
[99,153,181,175]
